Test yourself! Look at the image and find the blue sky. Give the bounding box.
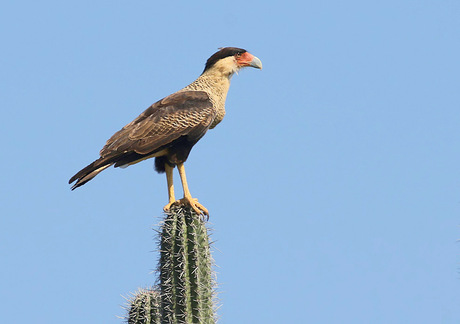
[1,1,459,323]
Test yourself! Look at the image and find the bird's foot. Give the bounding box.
[179,196,209,218]
[163,200,176,213]
[164,196,209,217]
[164,196,209,218]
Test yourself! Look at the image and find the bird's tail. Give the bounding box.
[69,157,114,190]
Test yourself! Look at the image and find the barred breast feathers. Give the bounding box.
[180,59,235,129]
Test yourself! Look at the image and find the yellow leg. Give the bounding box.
[163,164,176,212]
[177,163,209,216]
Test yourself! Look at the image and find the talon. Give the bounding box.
[163,201,175,212]
[178,196,209,217]
[163,197,209,217]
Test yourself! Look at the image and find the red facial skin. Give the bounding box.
[236,52,255,67]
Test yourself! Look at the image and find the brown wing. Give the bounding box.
[69,90,215,189]
[100,90,216,158]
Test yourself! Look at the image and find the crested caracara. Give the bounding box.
[69,47,262,215]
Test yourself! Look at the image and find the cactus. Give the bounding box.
[126,205,216,324]
[126,288,161,324]
[159,205,216,324]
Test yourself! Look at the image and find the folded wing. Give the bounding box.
[69,90,216,189]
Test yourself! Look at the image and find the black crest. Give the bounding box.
[203,47,247,73]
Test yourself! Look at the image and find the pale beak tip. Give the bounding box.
[250,56,263,70]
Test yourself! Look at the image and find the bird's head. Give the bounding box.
[202,47,262,76]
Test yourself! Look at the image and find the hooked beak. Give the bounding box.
[249,56,263,69]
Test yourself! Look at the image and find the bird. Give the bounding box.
[69,47,262,216]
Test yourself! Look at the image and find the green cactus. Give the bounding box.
[126,205,216,324]
[159,205,216,324]
[126,288,161,324]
